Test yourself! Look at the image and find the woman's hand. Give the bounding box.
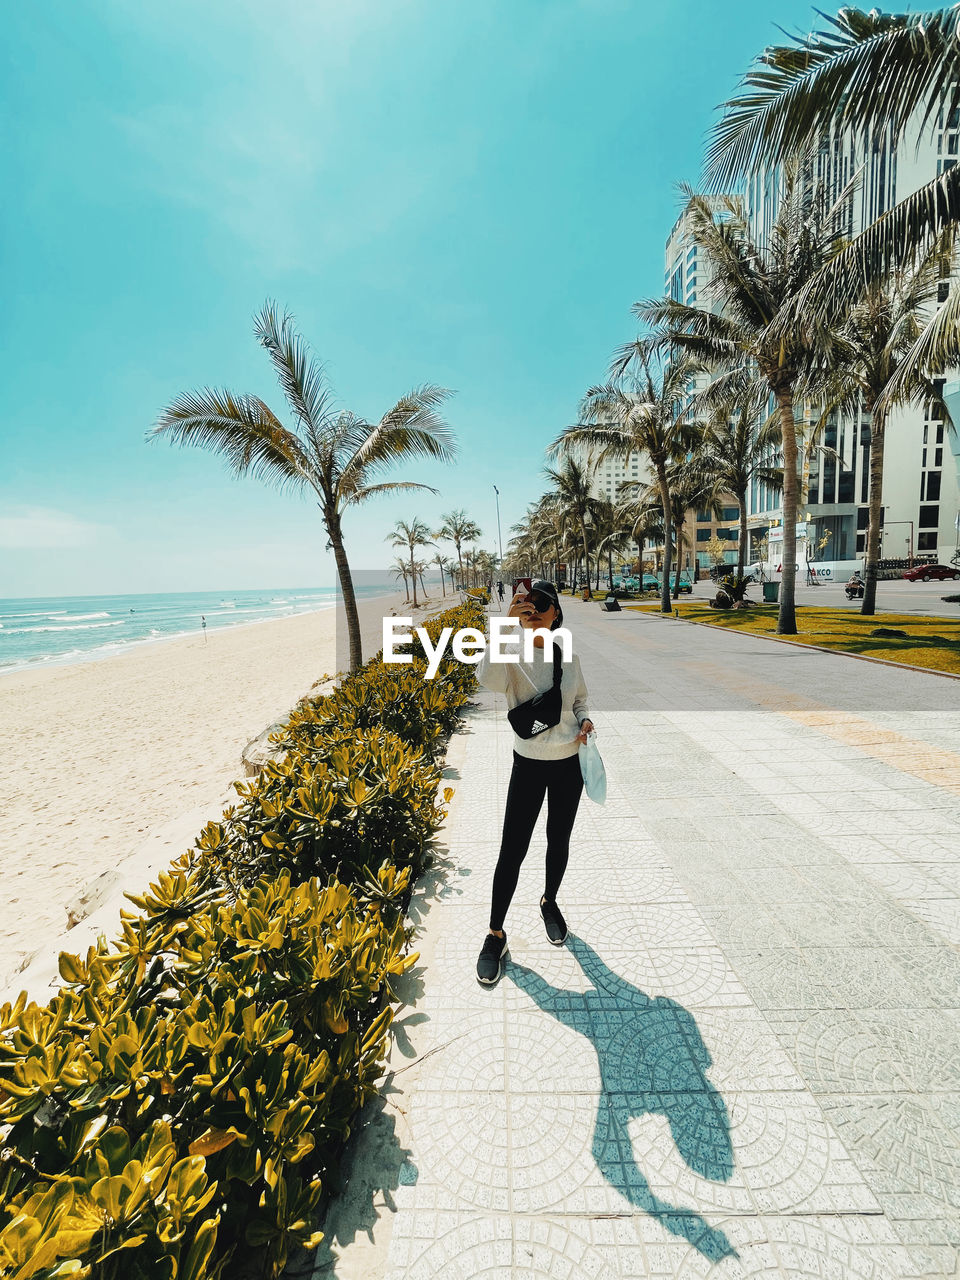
[507,591,536,621]
[576,719,595,745]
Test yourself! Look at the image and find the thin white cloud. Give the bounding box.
[104,0,463,272]
[0,507,110,549]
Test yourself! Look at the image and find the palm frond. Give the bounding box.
[550,422,637,464]
[253,301,336,439]
[344,481,440,506]
[149,388,313,492]
[705,7,960,189]
[341,385,456,484]
[786,165,960,320]
[879,272,960,410]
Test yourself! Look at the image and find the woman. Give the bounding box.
[475,580,594,985]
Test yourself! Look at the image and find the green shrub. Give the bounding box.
[0,597,479,1279]
[198,727,449,891]
[280,597,483,759]
[0,866,416,1279]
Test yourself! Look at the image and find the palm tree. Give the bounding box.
[432,550,452,596]
[475,549,497,590]
[810,236,959,613]
[620,456,720,598]
[388,518,434,609]
[150,302,455,670]
[553,353,699,614]
[413,557,430,600]
[532,498,569,585]
[390,556,412,601]
[591,497,634,591]
[541,456,599,599]
[666,458,720,597]
[704,7,960,301]
[615,486,668,578]
[437,510,481,587]
[512,494,574,587]
[636,174,845,633]
[689,387,783,578]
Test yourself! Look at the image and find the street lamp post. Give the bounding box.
[493,484,503,563]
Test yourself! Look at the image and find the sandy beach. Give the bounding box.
[0,591,428,996]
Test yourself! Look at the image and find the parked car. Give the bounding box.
[657,573,693,594]
[901,564,960,582]
[641,573,660,591]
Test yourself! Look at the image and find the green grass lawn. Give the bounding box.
[626,602,960,676]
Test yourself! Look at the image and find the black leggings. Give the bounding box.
[489,751,584,931]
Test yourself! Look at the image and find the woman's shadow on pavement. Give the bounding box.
[508,933,737,1263]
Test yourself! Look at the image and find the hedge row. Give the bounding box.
[0,596,483,1279]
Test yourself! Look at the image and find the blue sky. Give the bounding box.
[1,0,819,597]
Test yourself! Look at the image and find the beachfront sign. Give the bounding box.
[382,616,573,679]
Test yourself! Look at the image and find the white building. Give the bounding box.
[743,112,960,575]
[588,448,648,504]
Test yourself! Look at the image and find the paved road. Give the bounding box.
[683,577,960,617]
[314,598,960,1279]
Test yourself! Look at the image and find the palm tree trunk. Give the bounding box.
[409,548,419,607]
[775,390,799,635]
[581,521,592,599]
[672,519,684,599]
[438,561,446,595]
[861,404,885,617]
[329,516,363,671]
[736,490,748,578]
[656,463,673,615]
[456,546,463,589]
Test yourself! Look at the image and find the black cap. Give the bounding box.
[529,579,563,629]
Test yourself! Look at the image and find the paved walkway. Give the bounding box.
[312,598,960,1280]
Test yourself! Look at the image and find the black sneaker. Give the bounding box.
[476,932,507,984]
[540,898,567,945]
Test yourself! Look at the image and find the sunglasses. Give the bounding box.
[527,592,555,613]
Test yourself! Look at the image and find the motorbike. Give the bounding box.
[844,579,864,600]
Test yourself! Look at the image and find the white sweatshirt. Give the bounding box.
[477,639,591,760]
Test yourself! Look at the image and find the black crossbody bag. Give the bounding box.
[507,644,564,739]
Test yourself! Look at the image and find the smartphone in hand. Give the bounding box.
[513,578,532,595]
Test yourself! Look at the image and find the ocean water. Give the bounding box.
[0,587,359,676]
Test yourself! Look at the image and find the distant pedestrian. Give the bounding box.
[201,615,207,644]
[496,579,505,606]
[475,580,594,985]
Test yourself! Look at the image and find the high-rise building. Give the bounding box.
[665,202,743,571]
[584,447,648,504]
[560,441,647,569]
[742,113,960,572]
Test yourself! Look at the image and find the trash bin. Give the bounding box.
[762,581,780,603]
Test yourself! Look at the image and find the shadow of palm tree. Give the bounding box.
[508,933,737,1263]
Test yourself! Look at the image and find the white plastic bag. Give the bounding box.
[578,731,607,804]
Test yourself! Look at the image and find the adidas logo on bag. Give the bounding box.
[531,720,549,734]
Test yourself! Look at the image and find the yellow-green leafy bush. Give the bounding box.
[200,727,447,890]
[281,598,484,758]
[0,598,479,1279]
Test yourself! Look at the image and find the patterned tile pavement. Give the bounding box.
[312,599,960,1279]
